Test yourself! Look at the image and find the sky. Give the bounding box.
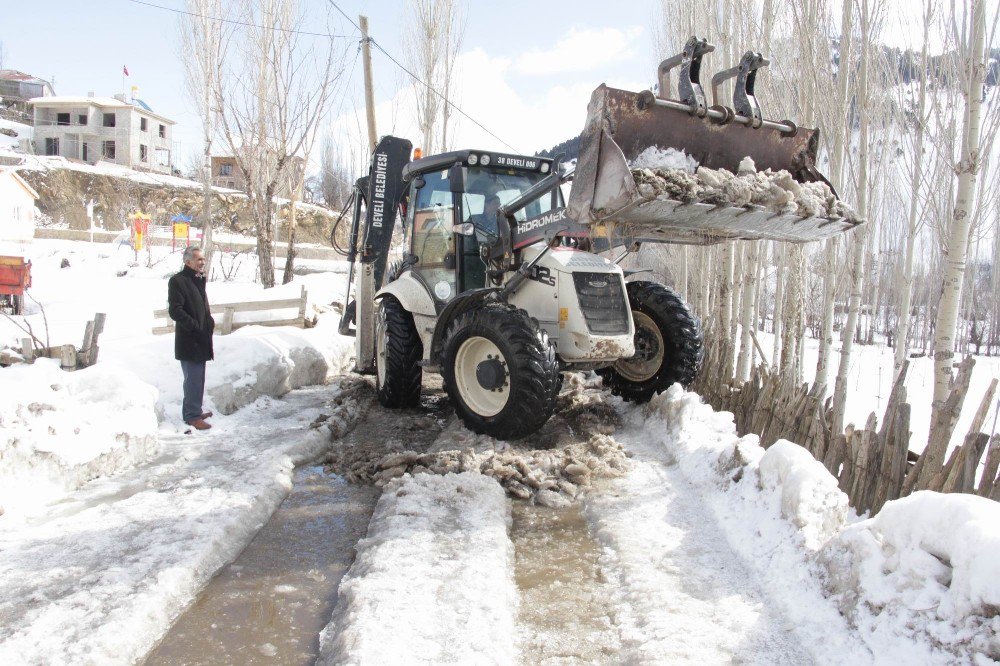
[0,0,943,176]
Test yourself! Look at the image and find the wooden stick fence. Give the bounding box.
[692,336,999,514]
[152,285,308,336]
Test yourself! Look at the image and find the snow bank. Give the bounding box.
[759,439,850,550]
[821,492,1000,660]
[0,358,158,518]
[105,313,352,418]
[318,472,516,665]
[638,385,1000,663]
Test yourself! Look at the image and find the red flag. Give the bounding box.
[123,65,129,76]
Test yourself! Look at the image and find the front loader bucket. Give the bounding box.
[567,85,862,245]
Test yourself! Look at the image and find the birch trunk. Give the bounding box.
[736,241,758,381]
[932,0,988,403]
[832,0,872,434]
[815,0,854,387]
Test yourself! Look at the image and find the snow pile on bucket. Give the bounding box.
[630,146,699,173]
[641,385,1000,663]
[0,358,159,519]
[325,374,629,506]
[631,156,856,220]
[318,472,515,664]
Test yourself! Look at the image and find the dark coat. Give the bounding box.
[167,266,215,362]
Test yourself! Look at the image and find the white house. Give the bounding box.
[0,168,38,254]
[28,94,176,174]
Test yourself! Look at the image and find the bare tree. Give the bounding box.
[181,0,226,273]
[404,0,465,154]
[214,0,345,287]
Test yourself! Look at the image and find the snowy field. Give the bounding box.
[1,237,997,664]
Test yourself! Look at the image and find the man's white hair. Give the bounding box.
[182,245,202,263]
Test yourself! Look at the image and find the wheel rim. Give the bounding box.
[454,336,510,417]
[615,311,665,382]
[375,305,387,387]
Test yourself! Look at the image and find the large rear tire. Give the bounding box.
[375,295,423,408]
[598,281,702,403]
[442,303,559,440]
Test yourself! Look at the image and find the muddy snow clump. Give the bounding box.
[630,157,858,221]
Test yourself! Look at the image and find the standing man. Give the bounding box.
[168,246,215,430]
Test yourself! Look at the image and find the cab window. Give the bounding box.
[410,170,457,303]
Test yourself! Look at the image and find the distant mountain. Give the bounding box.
[536,135,580,162]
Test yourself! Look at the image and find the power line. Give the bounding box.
[126,0,354,39]
[325,0,522,154]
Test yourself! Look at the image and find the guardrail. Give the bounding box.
[153,285,308,335]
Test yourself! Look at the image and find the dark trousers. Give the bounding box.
[180,360,206,422]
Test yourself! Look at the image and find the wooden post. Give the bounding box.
[297,284,307,325]
[221,306,235,335]
[81,320,95,366]
[21,337,33,363]
[978,434,1000,497]
[58,344,76,370]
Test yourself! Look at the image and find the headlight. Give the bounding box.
[468,154,479,165]
[540,162,550,173]
[480,154,491,165]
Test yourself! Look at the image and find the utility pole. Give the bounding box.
[360,15,378,153]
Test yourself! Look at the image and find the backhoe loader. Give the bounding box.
[337,37,862,440]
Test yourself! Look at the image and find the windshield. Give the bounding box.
[461,167,561,237]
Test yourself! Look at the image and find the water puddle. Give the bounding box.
[512,500,621,664]
[143,466,377,665]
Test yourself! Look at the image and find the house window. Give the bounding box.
[103,113,116,128]
[78,114,88,126]
[82,143,89,161]
[57,112,70,126]
[158,124,166,138]
[102,141,116,159]
[219,163,232,176]
[140,144,148,162]
[45,137,59,155]
[140,117,148,131]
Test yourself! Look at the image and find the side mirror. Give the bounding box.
[447,163,466,193]
[452,222,476,236]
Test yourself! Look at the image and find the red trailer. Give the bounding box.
[0,256,31,315]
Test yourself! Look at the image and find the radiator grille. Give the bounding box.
[572,272,629,335]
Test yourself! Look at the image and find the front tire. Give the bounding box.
[598,281,702,402]
[442,304,559,440]
[375,296,422,408]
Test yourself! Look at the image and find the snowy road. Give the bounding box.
[586,449,813,663]
[3,374,994,663]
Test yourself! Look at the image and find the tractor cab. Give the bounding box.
[401,150,561,305]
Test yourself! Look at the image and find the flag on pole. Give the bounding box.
[123,65,129,76]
